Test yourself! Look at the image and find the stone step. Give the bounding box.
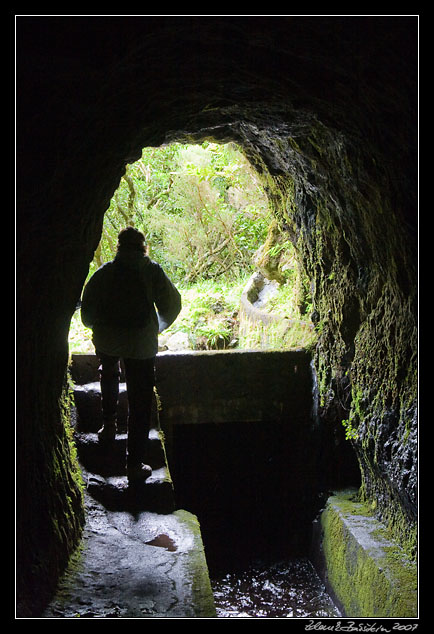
[82,467,175,514]
[70,355,176,514]
[73,382,159,433]
[70,354,108,385]
[75,423,175,513]
[74,428,167,476]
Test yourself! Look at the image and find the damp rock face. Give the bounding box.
[17,17,417,614]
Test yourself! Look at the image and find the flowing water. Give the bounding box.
[211,558,341,619]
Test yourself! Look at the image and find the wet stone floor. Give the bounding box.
[210,558,341,618]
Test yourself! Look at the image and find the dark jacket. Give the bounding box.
[81,249,181,359]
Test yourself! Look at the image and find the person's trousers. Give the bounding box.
[96,350,155,469]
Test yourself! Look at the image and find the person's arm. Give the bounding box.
[80,268,104,328]
[153,265,182,332]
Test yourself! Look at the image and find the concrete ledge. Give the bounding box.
[311,490,417,618]
[43,500,217,618]
[155,348,313,426]
[70,349,314,433]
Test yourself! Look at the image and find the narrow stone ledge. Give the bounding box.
[311,489,417,618]
[43,499,217,618]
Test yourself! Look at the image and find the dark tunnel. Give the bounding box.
[16,15,418,616]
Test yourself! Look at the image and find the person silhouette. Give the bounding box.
[81,226,181,485]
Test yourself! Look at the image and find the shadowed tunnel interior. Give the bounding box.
[16,16,418,616]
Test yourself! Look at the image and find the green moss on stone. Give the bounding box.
[271,120,417,557]
[320,491,417,618]
[174,510,217,618]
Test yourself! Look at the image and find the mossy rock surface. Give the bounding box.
[319,490,417,618]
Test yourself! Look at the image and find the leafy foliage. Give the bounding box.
[341,418,359,441]
[70,141,313,354]
[92,142,271,284]
[160,276,248,350]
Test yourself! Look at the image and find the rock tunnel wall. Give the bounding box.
[16,17,418,615]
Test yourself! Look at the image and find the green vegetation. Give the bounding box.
[68,316,94,354]
[70,142,314,353]
[239,317,317,351]
[93,141,270,284]
[341,418,359,441]
[160,276,247,351]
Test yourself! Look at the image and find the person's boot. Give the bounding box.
[97,417,117,442]
[127,463,152,485]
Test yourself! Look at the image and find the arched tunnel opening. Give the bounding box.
[66,137,362,614]
[16,16,418,618]
[69,139,318,355]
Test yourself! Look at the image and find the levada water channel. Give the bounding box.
[171,420,343,619]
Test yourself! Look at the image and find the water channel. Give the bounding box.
[211,558,340,618]
[171,421,342,619]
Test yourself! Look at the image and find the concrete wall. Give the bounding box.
[70,348,359,491]
[71,349,314,432]
[155,349,313,427]
[154,349,325,567]
[71,347,315,457]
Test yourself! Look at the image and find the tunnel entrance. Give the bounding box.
[17,16,418,618]
[17,16,418,615]
[68,138,361,617]
[69,141,316,357]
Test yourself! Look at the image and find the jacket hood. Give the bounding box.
[113,249,152,272]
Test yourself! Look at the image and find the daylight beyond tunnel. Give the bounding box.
[17,16,418,616]
[70,141,316,355]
